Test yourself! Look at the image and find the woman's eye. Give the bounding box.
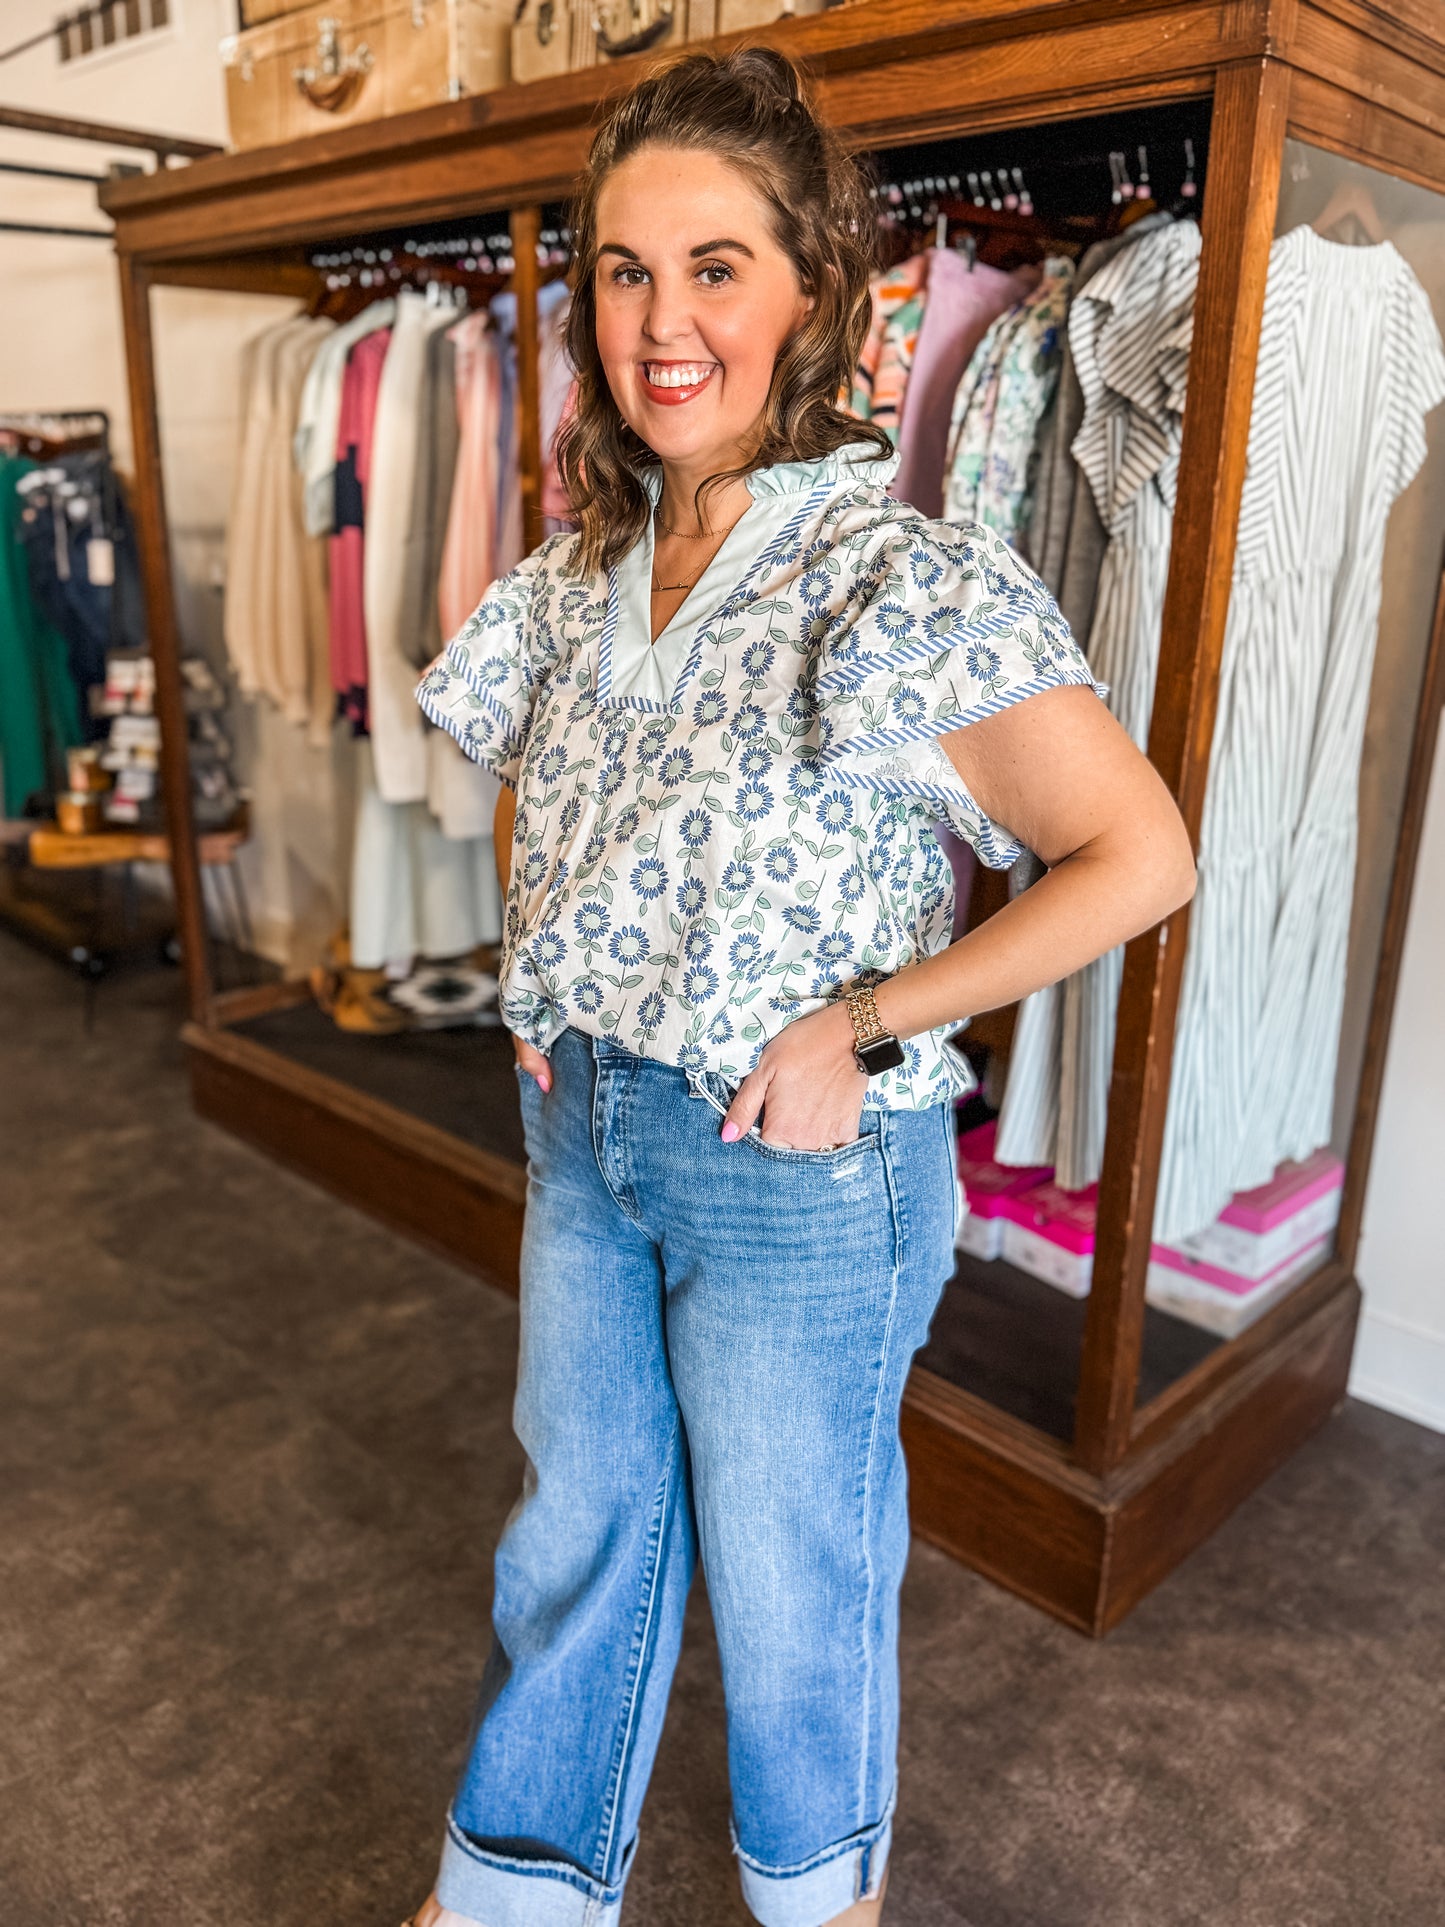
[610,264,646,287]
[698,262,733,286]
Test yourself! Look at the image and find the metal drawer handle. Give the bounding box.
[293,16,374,114]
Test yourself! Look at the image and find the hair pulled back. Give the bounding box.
[556,45,893,575]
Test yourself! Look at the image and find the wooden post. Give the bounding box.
[116,252,214,1021]
[1073,57,1291,1477]
[512,203,545,556]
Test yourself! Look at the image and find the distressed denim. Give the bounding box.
[435,1023,959,1927]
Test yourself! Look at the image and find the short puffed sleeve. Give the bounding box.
[414,537,564,790]
[812,518,1106,866]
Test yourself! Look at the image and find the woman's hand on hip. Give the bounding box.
[513,1036,552,1093]
[720,1000,868,1150]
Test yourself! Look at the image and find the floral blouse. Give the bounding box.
[415,438,1103,1109]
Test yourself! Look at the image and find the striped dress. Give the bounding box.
[1154,225,1445,1239]
[995,220,1200,1178]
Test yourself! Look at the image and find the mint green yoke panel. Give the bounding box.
[607,454,850,707]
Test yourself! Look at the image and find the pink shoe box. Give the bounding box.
[1158,1150,1344,1282]
[1146,1237,1332,1339]
[954,1120,1051,1261]
[999,1178,1097,1298]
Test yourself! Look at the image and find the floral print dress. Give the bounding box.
[415,438,1103,1110]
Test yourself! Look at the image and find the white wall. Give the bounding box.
[0,0,352,968]
[0,9,1439,1426]
[1351,732,1445,1432]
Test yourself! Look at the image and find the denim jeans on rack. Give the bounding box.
[435,1023,959,1927]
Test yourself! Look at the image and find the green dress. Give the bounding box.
[0,452,83,816]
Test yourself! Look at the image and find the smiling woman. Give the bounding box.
[406,44,1195,1927]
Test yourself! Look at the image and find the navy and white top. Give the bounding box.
[416,438,1103,1109]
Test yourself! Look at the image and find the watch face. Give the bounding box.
[856,1033,906,1075]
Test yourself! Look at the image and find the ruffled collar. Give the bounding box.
[638,435,899,506]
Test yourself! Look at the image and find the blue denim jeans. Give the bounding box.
[435,1024,959,1927]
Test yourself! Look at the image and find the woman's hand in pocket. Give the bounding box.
[513,1036,552,1093]
[720,1000,868,1150]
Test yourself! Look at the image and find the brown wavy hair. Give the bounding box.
[555,44,894,576]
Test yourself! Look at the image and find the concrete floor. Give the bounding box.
[2,930,1442,1927]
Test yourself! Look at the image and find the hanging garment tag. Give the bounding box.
[87,536,115,586]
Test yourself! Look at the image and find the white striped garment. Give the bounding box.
[1154,223,1445,1239]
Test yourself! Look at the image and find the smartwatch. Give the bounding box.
[844,981,906,1076]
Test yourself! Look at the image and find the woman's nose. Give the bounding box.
[641,278,696,345]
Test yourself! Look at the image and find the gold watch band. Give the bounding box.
[844,982,889,1047]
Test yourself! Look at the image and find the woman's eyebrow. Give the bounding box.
[595,238,756,261]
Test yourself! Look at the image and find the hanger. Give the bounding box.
[1312,179,1384,246]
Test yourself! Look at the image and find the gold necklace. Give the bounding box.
[650,503,747,594]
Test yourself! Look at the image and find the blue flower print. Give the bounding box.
[682,963,720,1005]
[631,856,668,900]
[729,931,766,980]
[872,600,914,642]
[907,545,944,593]
[537,744,568,787]
[610,925,648,968]
[659,746,694,787]
[414,465,1098,1111]
[574,901,610,944]
[966,641,1001,682]
[816,789,854,833]
[799,563,834,607]
[532,927,568,972]
[635,727,669,770]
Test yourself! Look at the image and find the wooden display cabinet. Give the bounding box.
[101,0,1445,1633]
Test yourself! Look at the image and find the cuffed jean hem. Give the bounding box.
[732,1793,895,1927]
[436,1809,639,1927]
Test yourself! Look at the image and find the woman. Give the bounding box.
[408,46,1195,1927]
